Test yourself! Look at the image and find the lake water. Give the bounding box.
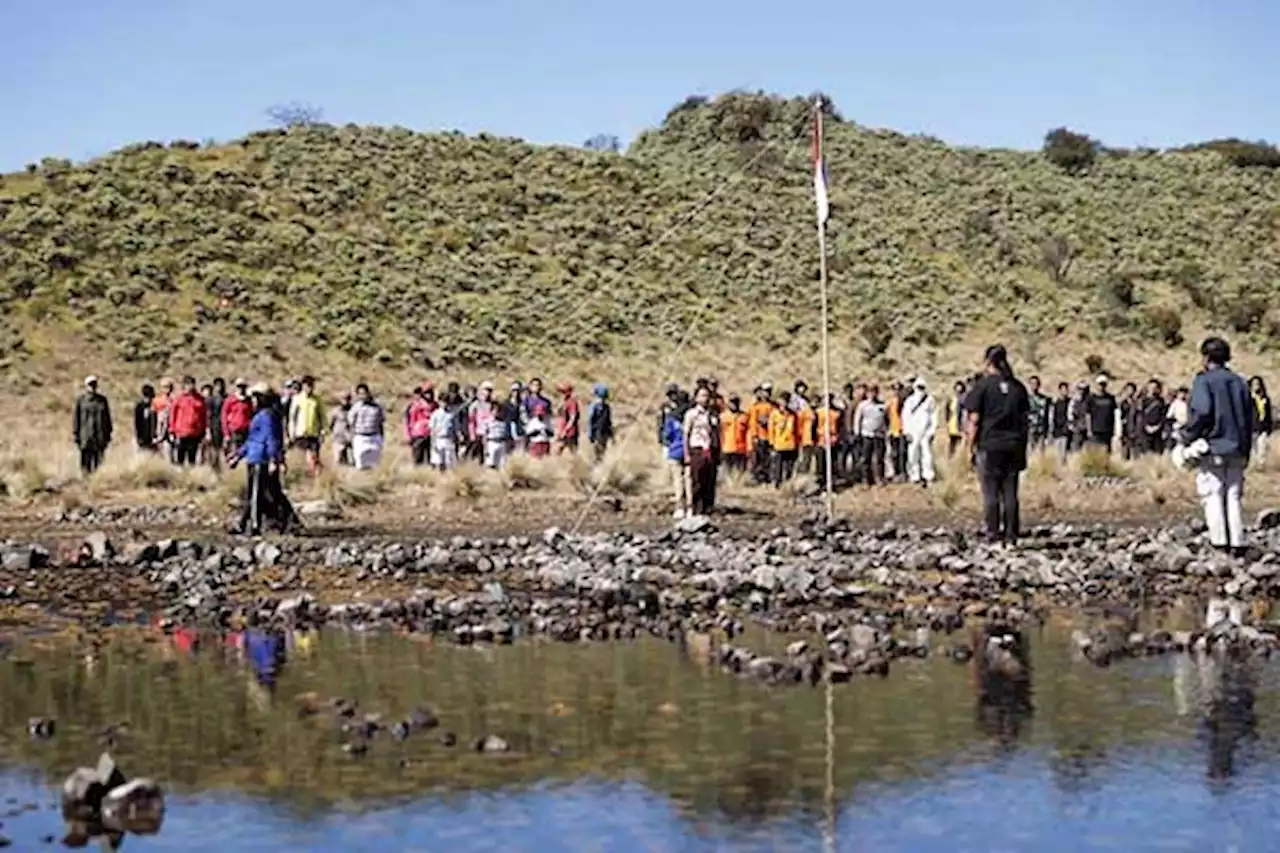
[0,627,1278,852]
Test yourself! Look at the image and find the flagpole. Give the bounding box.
[816,99,835,522]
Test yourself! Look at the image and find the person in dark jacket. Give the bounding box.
[1049,382,1071,459]
[1183,337,1252,556]
[133,384,159,454]
[1085,375,1117,454]
[1027,375,1050,451]
[1248,376,1273,468]
[229,385,299,536]
[1118,381,1139,460]
[587,384,614,460]
[963,345,1030,545]
[73,376,113,475]
[1138,379,1168,456]
[207,377,226,470]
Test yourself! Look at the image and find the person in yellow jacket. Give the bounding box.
[720,396,750,473]
[747,385,775,484]
[768,398,799,487]
[288,375,327,477]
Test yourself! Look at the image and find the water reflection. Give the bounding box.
[0,626,1276,849]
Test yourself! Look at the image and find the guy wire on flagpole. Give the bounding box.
[815,97,836,522]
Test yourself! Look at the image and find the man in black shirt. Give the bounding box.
[1049,382,1071,459]
[1138,379,1168,456]
[1086,375,1118,454]
[963,345,1031,545]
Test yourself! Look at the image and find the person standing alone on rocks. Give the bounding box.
[964,345,1031,546]
[169,376,208,467]
[683,385,721,518]
[1182,337,1253,558]
[347,383,386,471]
[902,378,937,487]
[73,376,113,475]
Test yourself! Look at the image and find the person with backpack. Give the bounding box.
[587,385,614,460]
[73,376,113,475]
[1182,337,1253,557]
[964,345,1031,546]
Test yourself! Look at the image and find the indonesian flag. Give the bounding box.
[812,103,829,225]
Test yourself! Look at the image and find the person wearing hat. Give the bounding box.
[221,379,254,461]
[748,384,775,484]
[902,377,937,486]
[587,384,614,461]
[963,345,1031,546]
[1085,374,1117,455]
[229,383,286,536]
[73,376,113,475]
[555,382,580,454]
[404,383,437,467]
[346,383,386,470]
[133,383,159,455]
[1182,336,1253,556]
[289,375,327,477]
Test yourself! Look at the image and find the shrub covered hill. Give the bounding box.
[3,91,1280,377]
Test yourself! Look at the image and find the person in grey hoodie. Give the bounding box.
[1182,337,1253,557]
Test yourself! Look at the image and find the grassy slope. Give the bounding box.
[3,92,1280,395]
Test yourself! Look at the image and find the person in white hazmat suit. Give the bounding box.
[902,378,937,485]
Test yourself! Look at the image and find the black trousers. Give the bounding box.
[411,437,431,466]
[860,437,885,485]
[890,436,908,479]
[978,450,1024,544]
[752,440,772,484]
[1088,435,1113,455]
[79,444,105,475]
[772,449,798,486]
[176,436,201,466]
[238,463,301,536]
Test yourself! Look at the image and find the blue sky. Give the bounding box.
[2,0,1276,170]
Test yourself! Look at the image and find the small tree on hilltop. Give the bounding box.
[266,102,324,128]
[584,134,621,153]
[1043,127,1099,174]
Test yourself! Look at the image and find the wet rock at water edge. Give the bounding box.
[439,731,458,747]
[100,778,165,835]
[27,717,55,740]
[474,734,510,753]
[1257,509,1280,530]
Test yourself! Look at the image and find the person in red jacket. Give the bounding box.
[221,378,254,459]
[556,383,580,453]
[403,383,437,466]
[169,375,209,466]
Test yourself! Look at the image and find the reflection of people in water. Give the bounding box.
[971,622,1034,747]
[1177,644,1259,783]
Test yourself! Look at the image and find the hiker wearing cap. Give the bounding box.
[963,345,1031,545]
[683,385,721,518]
[221,379,254,461]
[229,384,286,536]
[280,378,301,441]
[428,390,460,471]
[555,383,581,454]
[73,376,113,475]
[404,384,437,467]
[330,392,354,466]
[1182,337,1253,557]
[169,376,208,467]
[587,385,614,460]
[720,396,750,473]
[346,383,386,470]
[288,376,326,477]
[748,385,775,484]
[1027,376,1050,453]
[134,384,159,455]
[1085,375,1117,454]
[903,378,937,486]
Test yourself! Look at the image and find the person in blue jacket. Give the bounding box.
[661,389,690,519]
[229,383,290,536]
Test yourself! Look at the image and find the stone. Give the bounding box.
[100,779,164,835]
[1257,509,1280,530]
[253,543,283,567]
[296,500,343,521]
[675,515,714,535]
[475,734,510,753]
[849,624,879,652]
[83,532,114,562]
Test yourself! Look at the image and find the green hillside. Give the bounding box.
[2,92,1279,374]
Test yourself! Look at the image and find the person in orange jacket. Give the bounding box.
[747,385,775,484]
[720,396,750,473]
[815,394,841,488]
[793,382,817,474]
[885,382,906,482]
[768,396,799,487]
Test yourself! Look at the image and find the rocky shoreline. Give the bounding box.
[3,513,1280,679]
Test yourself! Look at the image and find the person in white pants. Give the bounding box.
[1181,337,1253,557]
[902,378,937,485]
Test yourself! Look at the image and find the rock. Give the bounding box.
[474,734,510,753]
[676,515,715,535]
[1257,509,1280,530]
[0,545,48,571]
[296,500,343,521]
[253,543,282,567]
[100,779,164,835]
[83,532,114,562]
[61,768,106,820]
[27,717,55,740]
[849,624,878,652]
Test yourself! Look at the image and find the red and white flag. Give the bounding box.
[812,104,829,225]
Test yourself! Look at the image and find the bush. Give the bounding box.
[1084,354,1106,376]
[860,314,894,360]
[1144,305,1184,348]
[1043,127,1100,173]
[1184,139,1280,169]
